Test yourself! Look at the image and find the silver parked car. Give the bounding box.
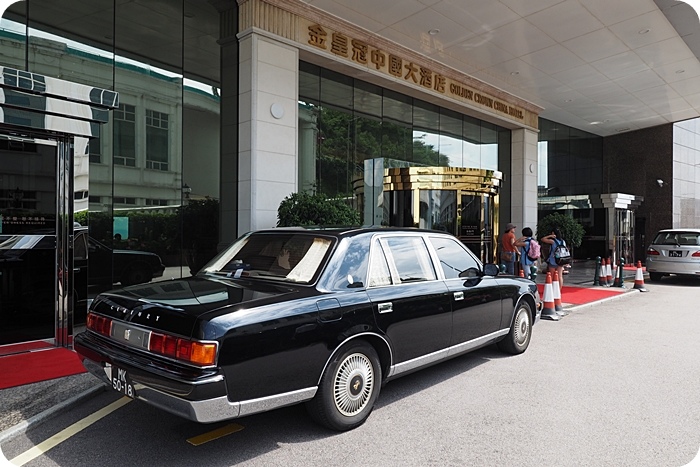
[645,229,700,281]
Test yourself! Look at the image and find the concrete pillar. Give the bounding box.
[237,31,298,236]
[511,128,539,234]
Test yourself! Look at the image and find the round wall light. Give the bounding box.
[270,103,285,119]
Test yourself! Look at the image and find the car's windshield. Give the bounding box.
[202,232,334,284]
[652,231,700,246]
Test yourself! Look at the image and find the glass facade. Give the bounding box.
[538,118,605,258]
[673,119,700,228]
[1,1,221,311]
[298,61,512,226]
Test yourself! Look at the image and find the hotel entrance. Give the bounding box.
[382,167,502,263]
[0,134,73,347]
[0,67,118,352]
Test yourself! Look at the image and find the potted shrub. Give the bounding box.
[277,190,360,227]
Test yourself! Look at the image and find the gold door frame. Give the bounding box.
[383,167,502,263]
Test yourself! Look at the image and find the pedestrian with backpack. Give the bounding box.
[541,226,571,289]
[519,227,540,279]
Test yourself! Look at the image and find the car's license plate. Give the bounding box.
[669,250,683,257]
[111,366,135,398]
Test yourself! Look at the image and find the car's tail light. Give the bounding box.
[88,312,217,366]
[646,247,660,256]
[149,331,218,366]
[87,312,112,337]
[692,251,700,258]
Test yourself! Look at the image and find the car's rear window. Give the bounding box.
[652,231,700,246]
[202,232,334,283]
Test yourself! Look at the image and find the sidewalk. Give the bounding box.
[0,259,645,443]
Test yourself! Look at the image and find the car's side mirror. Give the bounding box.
[459,267,480,279]
[483,263,499,277]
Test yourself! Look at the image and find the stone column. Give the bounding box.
[237,30,298,235]
[511,128,539,234]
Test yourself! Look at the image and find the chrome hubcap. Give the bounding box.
[333,352,374,417]
[514,308,530,347]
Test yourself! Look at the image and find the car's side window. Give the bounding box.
[368,239,392,287]
[429,236,480,279]
[382,236,436,283]
[326,236,370,289]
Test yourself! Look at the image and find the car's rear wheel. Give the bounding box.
[497,301,532,355]
[307,341,382,431]
[649,272,663,282]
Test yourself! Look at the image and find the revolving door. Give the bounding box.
[382,167,502,263]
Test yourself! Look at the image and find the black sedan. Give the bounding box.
[75,227,541,431]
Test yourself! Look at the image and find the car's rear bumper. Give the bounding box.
[75,331,317,423]
[75,331,235,423]
[646,257,700,276]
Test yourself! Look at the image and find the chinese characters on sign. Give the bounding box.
[306,23,525,122]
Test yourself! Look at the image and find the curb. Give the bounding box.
[565,287,641,313]
[0,383,107,444]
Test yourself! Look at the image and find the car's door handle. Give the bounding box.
[377,302,393,314]
[454,291,464,301]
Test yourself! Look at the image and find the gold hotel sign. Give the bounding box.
[300,20,534,126]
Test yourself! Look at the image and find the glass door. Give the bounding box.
[459,193,495,263]
[0,134,68,347]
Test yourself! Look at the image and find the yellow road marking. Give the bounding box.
[10,397,132,466]
[186,423,244,446]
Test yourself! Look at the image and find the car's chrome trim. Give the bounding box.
[135,384,317,423]
[388,348,450,378]
[388,329,509,378]
[238,387,318,417]
[446,329,509,358]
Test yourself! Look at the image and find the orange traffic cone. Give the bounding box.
[552,270,563,313]
[611,261,619,287]
[599,258,608,287]
[633,260,648,292]
[541,272,560,320]
[605,258,613,286]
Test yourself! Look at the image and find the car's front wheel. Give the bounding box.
[497,301,532,355]
[307,341,382,431]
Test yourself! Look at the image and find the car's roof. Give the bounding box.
[250,226,452,239]
[655,228,700,233]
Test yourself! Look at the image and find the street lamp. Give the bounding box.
[182,183,192,202]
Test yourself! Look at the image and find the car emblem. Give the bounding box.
[124,329,131,340]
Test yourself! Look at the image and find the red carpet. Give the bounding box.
[0,348,86,390]
[0,341,53,357]
[536,284,626,305]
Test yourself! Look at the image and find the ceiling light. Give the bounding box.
[510,71,519,76]
[676,69,685,74]
[564,99,573,103]
[429,29,440,35]
[616,128,630,132]
[638,28,650,34]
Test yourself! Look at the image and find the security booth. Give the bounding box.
[378,166,502,263]
[595,193,644,266]
[0,67,117,350]
[537,192,643,265]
